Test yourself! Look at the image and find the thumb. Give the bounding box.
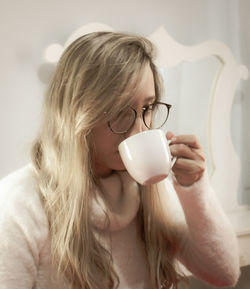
[166,131,175,141]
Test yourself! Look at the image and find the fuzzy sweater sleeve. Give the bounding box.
[0,166,49,289]
[157,172,240,287]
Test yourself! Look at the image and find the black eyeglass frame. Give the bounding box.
[107,101,172,134]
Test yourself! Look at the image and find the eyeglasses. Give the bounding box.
[107,102,171,134]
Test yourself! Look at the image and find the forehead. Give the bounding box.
[106,64,157,119]
[130,64,156,105]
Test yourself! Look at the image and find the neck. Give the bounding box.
[91,171,140,231]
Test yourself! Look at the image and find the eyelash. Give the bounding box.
[143,102,155,111]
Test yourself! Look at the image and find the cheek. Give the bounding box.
[92,126,121,160]
[94,135,125,171]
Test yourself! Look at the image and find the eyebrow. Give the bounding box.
[129,96,156,109]
[145,96,156,102]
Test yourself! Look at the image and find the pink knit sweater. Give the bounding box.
[0,165,240,288]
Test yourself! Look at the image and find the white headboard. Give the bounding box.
[148,26,249,213]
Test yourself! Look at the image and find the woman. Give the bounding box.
[0,31,239,289]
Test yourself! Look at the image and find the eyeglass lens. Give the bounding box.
[109,103,169,134]
[150,103,169,129]
[109,107,136,133]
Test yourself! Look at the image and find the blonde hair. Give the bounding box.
[31,31,186,289]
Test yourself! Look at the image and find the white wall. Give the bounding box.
[238,0,250,205]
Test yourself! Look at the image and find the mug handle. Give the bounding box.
[170,156,177,168]
[167,139,177,169]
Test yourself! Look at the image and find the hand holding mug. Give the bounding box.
[167,131,206,187]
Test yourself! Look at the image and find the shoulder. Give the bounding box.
[0,165,50,286]
[0,164,37,196]
[0,164,48,247]
[0,164,41,208]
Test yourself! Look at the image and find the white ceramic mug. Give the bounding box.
[118,129,176,185]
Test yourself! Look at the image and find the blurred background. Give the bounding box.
[0,0,249,288]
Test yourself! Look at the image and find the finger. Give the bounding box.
[172,166,204,175]
[166,131,175,141]
[170,134,202,149]
[172,158,205,174]
[173,172,202,186]
[170,143,205,162]
[172,159,205,186]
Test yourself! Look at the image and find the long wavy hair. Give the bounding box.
[31,31,186,289]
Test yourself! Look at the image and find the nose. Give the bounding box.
[126,115,148,138]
